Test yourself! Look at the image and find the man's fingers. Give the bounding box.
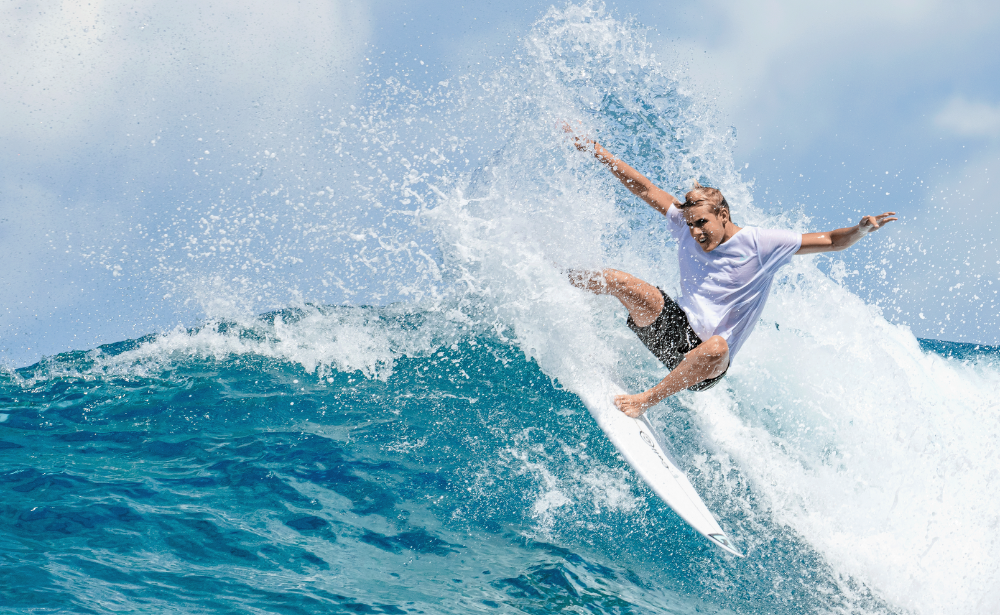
[871,216,899,231]
[561,121,594,153]
[865,212,896,221]
[560,120,585,134]
[862,213,899,232]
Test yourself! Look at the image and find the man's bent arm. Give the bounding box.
[797,212,898,255]
[564,125,680,216]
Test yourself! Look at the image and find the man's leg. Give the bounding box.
[615,336,729,417]
[568,268,727,417]
[568,268,664,327]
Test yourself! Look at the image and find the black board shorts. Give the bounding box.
[626,288,727,392]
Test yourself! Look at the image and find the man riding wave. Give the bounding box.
[564,126,897,417]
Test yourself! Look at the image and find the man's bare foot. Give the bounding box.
[614,393,652,418]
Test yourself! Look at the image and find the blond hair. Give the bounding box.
[681,181,730,216]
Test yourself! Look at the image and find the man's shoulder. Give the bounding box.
[755,226,802,242]
[749,226,803,262]
[665,203,687,232]
[724,226,800,255]
[744,226,801,241]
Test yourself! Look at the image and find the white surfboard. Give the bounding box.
[577,380,743,557]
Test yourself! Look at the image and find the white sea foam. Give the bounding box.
[688,257,1000,613]
[482,427,642,537]
[13,304,463,387]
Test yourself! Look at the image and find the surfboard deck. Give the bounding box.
[577,380,742,557]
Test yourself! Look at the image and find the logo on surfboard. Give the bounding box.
[639,428,675,472]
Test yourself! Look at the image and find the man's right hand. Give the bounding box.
[561,122,679,217]
[561,121,590,152]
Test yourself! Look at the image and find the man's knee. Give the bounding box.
[701,335,728,356]
[600,268,627,291]
[697,336,729,372]
[576,268,630,295]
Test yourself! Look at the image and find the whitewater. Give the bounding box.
[3,4,999,614]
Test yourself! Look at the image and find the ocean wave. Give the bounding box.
[3,2,999,613]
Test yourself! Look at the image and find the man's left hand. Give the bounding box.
[859,212,898,233]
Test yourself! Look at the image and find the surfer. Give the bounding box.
[564,126,897,418]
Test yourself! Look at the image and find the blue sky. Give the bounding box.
[3,0,999,366]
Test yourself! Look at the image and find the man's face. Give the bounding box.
[682,204,729,252]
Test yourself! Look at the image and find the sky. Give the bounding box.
[2,0,999,366]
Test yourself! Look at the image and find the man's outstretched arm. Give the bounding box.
[797,212,898,255]
[563,124,680,216]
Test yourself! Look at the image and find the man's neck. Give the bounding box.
[720,222,743,245]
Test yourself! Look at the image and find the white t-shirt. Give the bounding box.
[667,205,801,361]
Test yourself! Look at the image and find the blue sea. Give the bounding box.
[4,5,999,614]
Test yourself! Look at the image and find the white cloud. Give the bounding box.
[0,0,372,150]
[0,0,375,365]
[657,0,1000,147]
[934,96,1000,138]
